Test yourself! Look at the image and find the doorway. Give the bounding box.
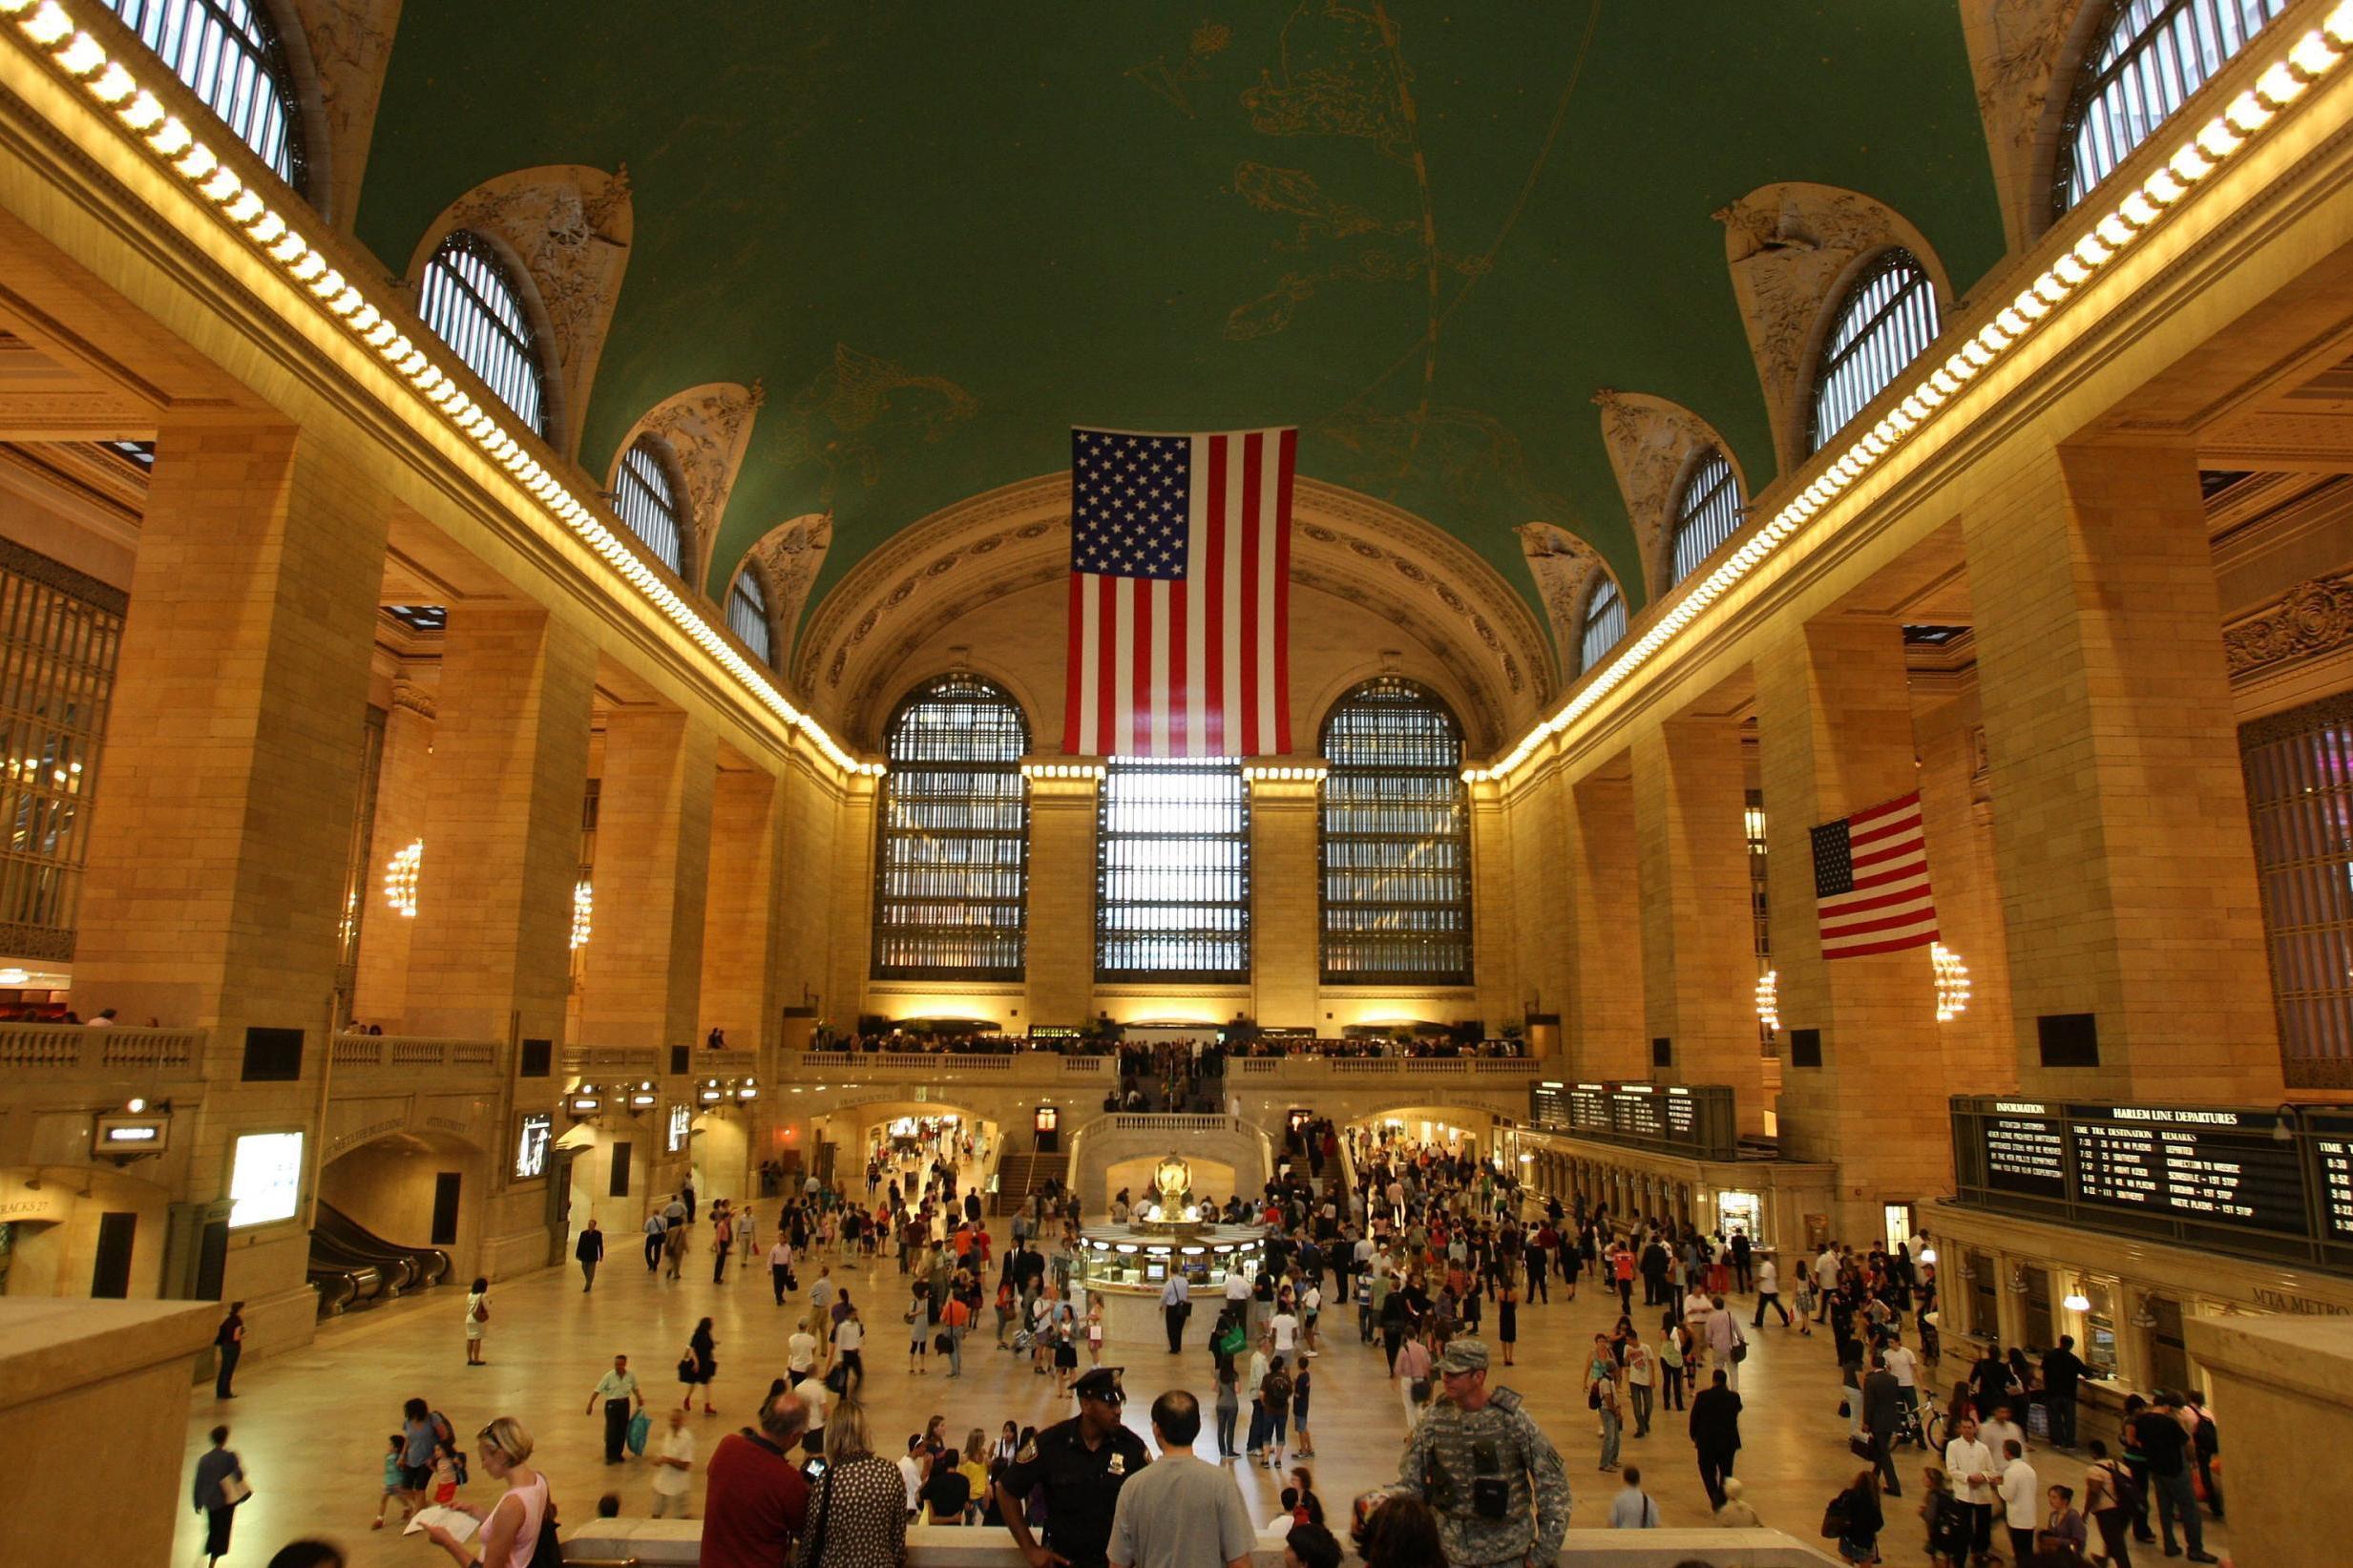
[431,1173,462,1246]
[90,1211,136,1298]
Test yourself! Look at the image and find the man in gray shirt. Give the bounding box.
[1109,1390,1258,1568]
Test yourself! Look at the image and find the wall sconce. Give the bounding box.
[2006,1265,2032,1295]
[735,1077,760,1102]
[1754,970,1779,1034]
[1932,942,1971,1021]
[698,1077,725,1105]
[2063,1279,2092,1312]
[572,880,594,950]
[2130,1292,2160,1329]
[627,1079,658,1110]
[384,839,423,917]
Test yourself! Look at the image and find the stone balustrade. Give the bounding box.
[0,1022,204,1074]
[328,1035,503,1072]
[780,1049,1538,1087]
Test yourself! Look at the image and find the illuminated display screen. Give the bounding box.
[228,1131,304,1228]
[515,1112,552,1180]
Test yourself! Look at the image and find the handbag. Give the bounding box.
[626,1411,652,1455]
[219,1473,252,1508]
[1837,1399,1851,1419]
[1820,1493,1851,1539]
[1848,1433,1875,1461]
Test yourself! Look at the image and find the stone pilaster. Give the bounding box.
[351,681,434,1028]
[1506,769,1572,1042]
[402,602,597,1048]
[1469,778,1519,1034]
[1021,767,1099,1029]
[578,707,716,1049]
[1249,769,1321,1029]
[1964,444,2280,1101]
[1756,618,1945,1239]
[699,766,788,1050]
[74,422,389,1345]
[1565,765,1647,1079]
[1632,714,1766,1125]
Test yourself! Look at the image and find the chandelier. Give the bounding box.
[572,879,594,950]
[1932,942,1971,1022]
[1754,969,1779,1034]
[383,840,423,917]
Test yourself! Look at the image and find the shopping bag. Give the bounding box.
[626,1411,652,1455]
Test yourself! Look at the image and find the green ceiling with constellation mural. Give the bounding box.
[357,2,2004,627]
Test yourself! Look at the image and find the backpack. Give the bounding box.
[430,1410,457,1452]
[2099,1459,2144,1517]
[1820,1491,1851,1540]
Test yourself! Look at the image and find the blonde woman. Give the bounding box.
[796,1397,906,1568]
[420,1416,549,1568]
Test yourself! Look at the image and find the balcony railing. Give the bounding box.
[330,1035,502,1072]
[778,1049,1539,1087]
[0,1023,203,1073]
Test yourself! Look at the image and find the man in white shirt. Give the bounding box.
[650,1409,696,1516]
[787,1327,818,1378]
[1943,1413,1999,1564]
[1812,1244,1840,1321]
[1704,1294,1745,1390]
[897,1434,926,1516]
[1980,1402,2027,1466]
[791,1370,828,1455]
[1749,1254,1790,1328]
[767,1237,795,1305]
[1300,1284,1322,1356]
[1996,1439,2039,1564]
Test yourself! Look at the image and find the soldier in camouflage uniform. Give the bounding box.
[1389,1338,1569,1567]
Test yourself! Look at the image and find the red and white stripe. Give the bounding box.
[1064,427,1293,757]
[1818,791,1939,959]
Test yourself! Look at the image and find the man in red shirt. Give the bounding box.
[701,1392,812,1568]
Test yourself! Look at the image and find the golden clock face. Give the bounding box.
[1155,1154,1189,1198]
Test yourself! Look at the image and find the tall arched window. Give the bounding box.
[1319,678,1471,984]
[872,675,1030,980]
[727,566,773,668]
[1669,449,1743,587]
[1809,249,1940,454]
[1579,575,1627,675]
[107,0,306,192]
[612,435,689,575]
[2057,0,2288,215]
[1097,757,1250,982]
[417,230,548,436]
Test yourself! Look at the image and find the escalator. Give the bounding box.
[308,1202,452,1317]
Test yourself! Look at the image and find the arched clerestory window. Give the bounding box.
[611,434,691,576]
[1319,678,1471,985]
[1808,249,1940,455]
[1579,575,1628,675]
[872,675,1030,979]
[726,564,774,669]
[1668,449,1743,588]
[2056,0,2289,216]
[1096,756,1250,981]
[416,230,550,436]
[106,0,307,194]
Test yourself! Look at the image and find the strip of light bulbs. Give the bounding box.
[0,0,885,781]
[1456,8,2352,785]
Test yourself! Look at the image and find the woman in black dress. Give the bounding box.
[1497,1282,1519,1366]
[682,1317,718,1414]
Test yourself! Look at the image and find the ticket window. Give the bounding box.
[2022,1266,2054,1350]
[2085,1282,2120,1376]
[1717,1190,1761,1248]
[1966,1249,1999,1341]
[2149,1295,2193,1396]
[1882,1203,1916,1259]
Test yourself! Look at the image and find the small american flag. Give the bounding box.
[1811,791,1938,959]
[1062,426,1294,756]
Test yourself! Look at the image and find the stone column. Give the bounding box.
[1564,766,1646,1078]
[74,424,388,1348]
[1506,769,1571,1042]
[1756,618,1946,1240]
[2184,1314,2353,1568]
[351,680,434,1028]
[1249,768,1321,1029]
[700,765,788,1051]
[578,707,716,1051]
[403,602,596,1049]
[1469,777,1519,1034]
[1632,713,1767,1124]
[1022,767,1099,1029]
[774,753,846,1032]
[1964,443,2279,1100]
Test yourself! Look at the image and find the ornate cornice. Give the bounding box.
[389,677,437,721]
[2224,574,2353,682]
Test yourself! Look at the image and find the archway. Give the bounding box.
[805,1098,1002,1199]
[317,1127,492,1282]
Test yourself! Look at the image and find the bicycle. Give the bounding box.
[1891,1389,1947,1452]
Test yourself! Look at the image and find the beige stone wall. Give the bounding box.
[578,708,716,1049]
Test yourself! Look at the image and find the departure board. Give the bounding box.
[2315,1114,2353,1242]
[1526,1081,1736,1160]
[2066,1104,2306,1232]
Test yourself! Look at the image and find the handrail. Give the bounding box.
[0,1022,204,1070]
[331,1035,503,1070]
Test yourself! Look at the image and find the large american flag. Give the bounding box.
[1062,426,1295,756]
[1810,791,1939,959]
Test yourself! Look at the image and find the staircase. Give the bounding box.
[991,1150,1069,1216]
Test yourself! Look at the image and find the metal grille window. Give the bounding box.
[1319,678,1470,984]
[1808,250,1940,454]
[2057,0,2288,214]
[417,230,548,435]
[727,568,773,668]
[106,0,306,192]
[2241,696,2353,1087]
[612,436,687,575]
[1097,756,1249,981]
[0,548,123,954]
[1578,575,1626,675]
[1669,449,1743,586]
[872,676,1030,980]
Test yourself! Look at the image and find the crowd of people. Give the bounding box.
[191,1087,2229,1568]
[805,1028,1529,1062]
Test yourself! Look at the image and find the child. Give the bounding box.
[431,1438,463,1506]
[373,1433,409,1530]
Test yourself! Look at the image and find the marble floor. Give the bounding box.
[176,1230,2237,1567]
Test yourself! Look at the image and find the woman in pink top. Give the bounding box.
[421,1416,549,1568]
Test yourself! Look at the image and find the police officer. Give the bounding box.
[1388,1338,1569,1568]
[995,1366,1152,1568]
